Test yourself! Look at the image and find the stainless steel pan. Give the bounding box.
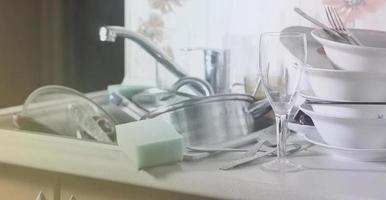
[142,93,271,146]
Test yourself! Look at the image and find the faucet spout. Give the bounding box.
[99,26,187,78]
[99,26,117,42]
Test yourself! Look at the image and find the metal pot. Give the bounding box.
[110,77,271,146]
[142,94,271,146]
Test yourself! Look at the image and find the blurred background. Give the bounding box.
[0,0,124,107]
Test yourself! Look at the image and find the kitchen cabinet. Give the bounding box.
[59,174,213,200]
[0,127,386,200]
[0,164,58,200]
[0,162,214,200]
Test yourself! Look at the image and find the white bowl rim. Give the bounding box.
[299,103,386,121]
[304,64,386,77]
[304,131,386,151]
[299,90,377,103]
[311,28,386,51]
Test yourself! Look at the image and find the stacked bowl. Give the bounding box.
[298,28,386,153]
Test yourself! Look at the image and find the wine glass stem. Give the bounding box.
[275,114,288,159]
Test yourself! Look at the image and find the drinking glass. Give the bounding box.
[258,32,307,172]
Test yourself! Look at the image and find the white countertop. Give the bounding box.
[0,126,385,200]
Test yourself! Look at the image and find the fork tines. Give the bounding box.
[324,5,363,45]
[325,5,345,31]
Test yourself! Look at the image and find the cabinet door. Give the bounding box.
[60,175,216,200]
[0,164,58,200]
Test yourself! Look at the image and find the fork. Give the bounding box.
[294,7,348,43]
[324,5,363,45]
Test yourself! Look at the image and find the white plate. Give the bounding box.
[312,28,386,72]
[300,103,386,149]
[283,26,386,102]
[300,89,363,103]
[302,126,386,162]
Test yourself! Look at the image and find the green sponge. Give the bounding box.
[116,118,183,170]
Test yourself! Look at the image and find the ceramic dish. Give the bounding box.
[300,90,347,102]
[312,28,386,72]
[300,103,386,149]
[304,129,386,162]
[309,103,386,119]
[300,89,373,103]
[303,65,386,102]
[283,27,386,102]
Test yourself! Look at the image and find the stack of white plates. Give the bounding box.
[282,26,386,161]
[300,103,386,149]
[291,124,386,162]
[305,29,386,102]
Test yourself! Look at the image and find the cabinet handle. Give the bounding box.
[35,191,46,200]
[69,195,77,200]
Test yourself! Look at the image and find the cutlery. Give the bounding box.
[186,146,249,153]
[183,125,276,160]
[219,144,302,170]
[324,6,363,45]
[243,139,269,157]
[220,148,276,170]
[294,7,348,43]
[186,139,271,154]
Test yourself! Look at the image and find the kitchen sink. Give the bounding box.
[0,91,136,144]
[0,90,273,146]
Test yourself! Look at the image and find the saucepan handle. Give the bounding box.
[171,77,214,97]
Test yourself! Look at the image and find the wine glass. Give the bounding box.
[258,32,307,172]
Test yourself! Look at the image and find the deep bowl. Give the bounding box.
[311,28,386,72]
[304,64,386,102]
[300,103,386,149]
[310,103,386,119]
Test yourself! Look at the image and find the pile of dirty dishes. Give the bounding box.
[286,26,386,161]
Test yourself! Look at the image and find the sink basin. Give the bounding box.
[0,91,136,144]
[0,90,274,146]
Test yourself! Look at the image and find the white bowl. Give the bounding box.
[300,103,386,149]
[304,130,386,162]
[311,29,386,72]
[310,104,386,119]
[304,65,386,102]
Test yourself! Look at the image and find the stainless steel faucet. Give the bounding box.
[99,26,187,78]
[99,26,213,95]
